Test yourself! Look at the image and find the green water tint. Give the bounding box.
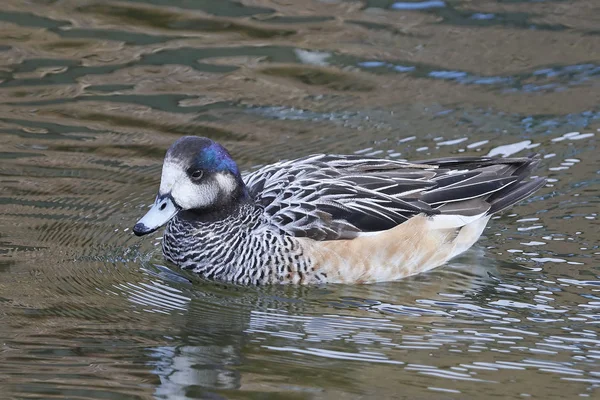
[78,3,296,38]
[260,66,376,92]
[0,0,599,399]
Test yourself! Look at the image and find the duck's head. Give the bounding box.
[133,136,246,236]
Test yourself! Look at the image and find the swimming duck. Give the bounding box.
[133,136,545,285]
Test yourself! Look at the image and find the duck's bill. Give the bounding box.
[133,195,179,236]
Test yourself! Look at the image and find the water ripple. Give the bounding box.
[1,0,599,398]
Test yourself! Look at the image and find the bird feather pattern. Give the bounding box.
[244,154,545,240]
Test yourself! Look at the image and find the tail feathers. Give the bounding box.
[511,154,542,177]
[487,177,546,215]
[484,154,545,215]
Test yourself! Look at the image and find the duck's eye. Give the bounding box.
[190,170,204,180]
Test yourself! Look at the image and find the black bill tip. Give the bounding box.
[133,223,157,237]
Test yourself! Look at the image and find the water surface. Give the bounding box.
[0,0,599,398]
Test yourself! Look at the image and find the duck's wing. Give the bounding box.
[244,154,545,240]
[244,155,436,240]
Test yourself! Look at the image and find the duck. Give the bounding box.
[133,136,546,285]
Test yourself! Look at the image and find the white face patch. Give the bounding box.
[172,175,218,210]
[158,159,238,210]
[159,159,184,195]
[215,172,236,195]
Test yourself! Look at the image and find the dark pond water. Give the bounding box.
[1,0,599,398]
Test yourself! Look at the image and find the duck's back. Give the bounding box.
[244,154,546,240]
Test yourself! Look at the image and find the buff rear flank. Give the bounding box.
[300,214,491,284]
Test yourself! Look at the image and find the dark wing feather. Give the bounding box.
[244,155,436,240]
[244,154,545,240]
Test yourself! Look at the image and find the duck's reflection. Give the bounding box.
[151,344,240,399]
[129,253,499,397]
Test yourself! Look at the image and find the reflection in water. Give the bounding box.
[391,1,447,10]
[357,59,600,93]
[0,0,599,398]
[110,255,600,398]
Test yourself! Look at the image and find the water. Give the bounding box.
[0,0,598,398]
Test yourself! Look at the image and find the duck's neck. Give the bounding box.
[162,201,264,280]
[177,197,251,224]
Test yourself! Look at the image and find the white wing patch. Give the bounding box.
[427,212,488,230]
